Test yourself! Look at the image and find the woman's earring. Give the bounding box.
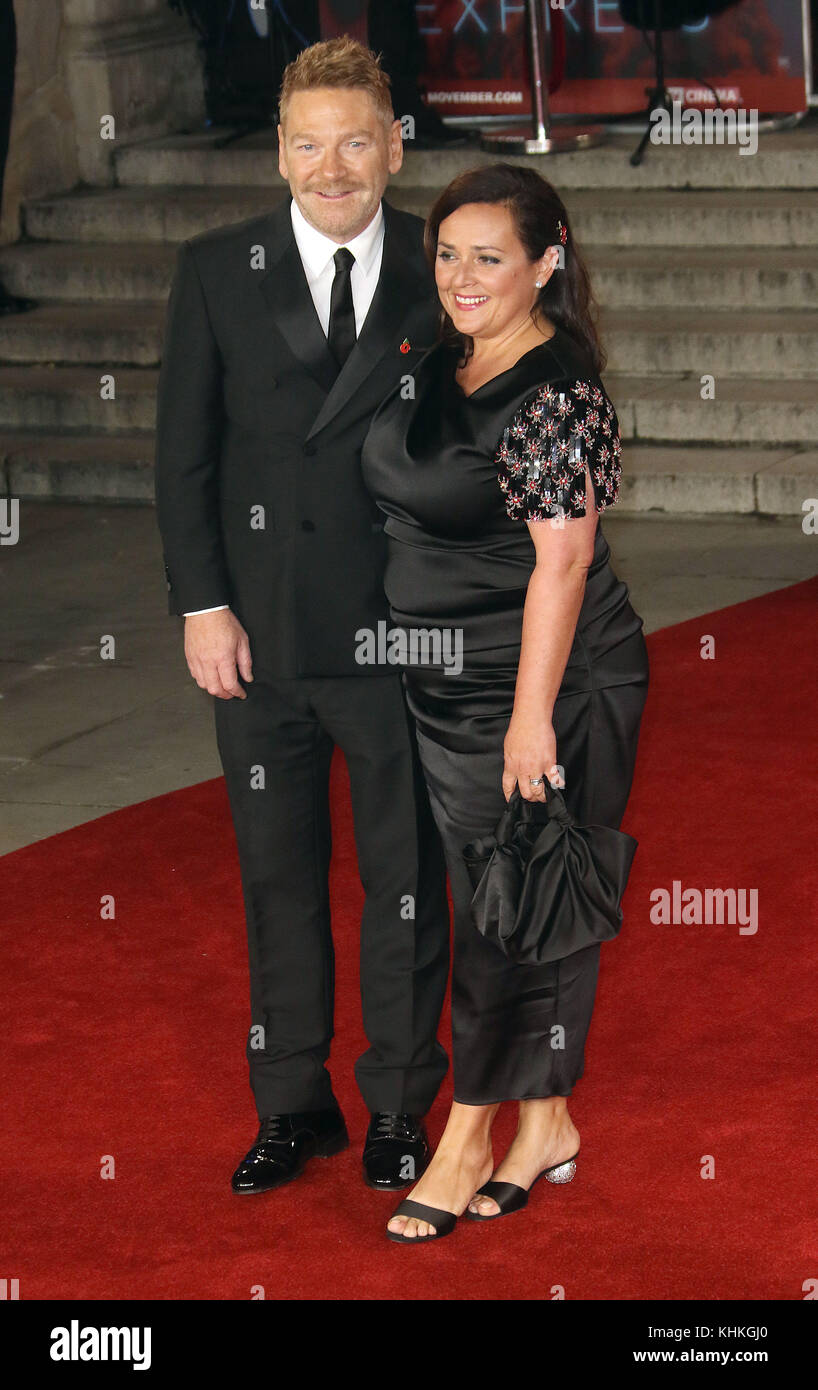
[535,280,542,288]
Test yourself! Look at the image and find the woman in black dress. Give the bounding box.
[361,164,649,1242]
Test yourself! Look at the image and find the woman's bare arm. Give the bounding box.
[503,464,598,801]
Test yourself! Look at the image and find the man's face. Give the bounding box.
[278,88,403,243]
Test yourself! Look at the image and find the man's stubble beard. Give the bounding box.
[296,185,386,243]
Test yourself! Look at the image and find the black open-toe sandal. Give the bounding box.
[386,1198,458,1243]
[467,1152,579,1221]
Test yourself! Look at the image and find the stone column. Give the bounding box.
[1,1,78,243]
[62,0,206,185]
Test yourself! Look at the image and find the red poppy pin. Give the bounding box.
[399,338,411,354]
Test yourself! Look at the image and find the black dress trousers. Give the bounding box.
[215,670,450,1118]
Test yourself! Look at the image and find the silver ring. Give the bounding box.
[529,776,544,787]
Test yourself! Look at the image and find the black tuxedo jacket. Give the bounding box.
[154,196,440,678]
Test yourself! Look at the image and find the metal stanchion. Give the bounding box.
[480,0,604,154]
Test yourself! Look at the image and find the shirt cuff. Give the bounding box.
[183,605,230,615]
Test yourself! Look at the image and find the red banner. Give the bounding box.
[417,0,808,116]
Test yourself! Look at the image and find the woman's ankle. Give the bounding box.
[436,1100,498,1150]
[434,1130,494,1165]
[515,1098,578,1143]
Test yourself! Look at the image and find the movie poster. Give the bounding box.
[319,0,370,43]
[417,0,808,117]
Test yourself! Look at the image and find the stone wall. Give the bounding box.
[2,0,206,245]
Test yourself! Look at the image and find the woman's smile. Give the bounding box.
[452,292,490,311]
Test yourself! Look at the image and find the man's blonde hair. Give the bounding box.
[278,37,394,131]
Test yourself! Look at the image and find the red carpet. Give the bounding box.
[2,578,816,1300]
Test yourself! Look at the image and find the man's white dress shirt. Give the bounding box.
[184,198,386,616]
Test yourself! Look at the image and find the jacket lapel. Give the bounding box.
[258,201,339,395]
[258,196,430,441]
[305,198,425,441]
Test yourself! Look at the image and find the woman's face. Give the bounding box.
[434,202,557,344]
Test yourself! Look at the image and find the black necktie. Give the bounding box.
[328,247,356,369]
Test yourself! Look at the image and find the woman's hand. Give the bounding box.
[503,709,564,802]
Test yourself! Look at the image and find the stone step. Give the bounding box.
[3,429,814,515]
[612,374,818,445]
[0,367,160,429]
[2,302,815,376]
[601,308,818,377]
[114,121,818,191]
[593,247,818,311]
[1,432,155,502]
[23,186,288,245]
[0,243,175,301]
[23,185,818,248]
[0,303,163,366]
[3,239,817,311]
[390,188,818,247]
[621,444,818,517]
[2,367,817,446]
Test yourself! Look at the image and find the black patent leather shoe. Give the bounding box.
[362,1113,431,1190]
[231,1109,349,1194]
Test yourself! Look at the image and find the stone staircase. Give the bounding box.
[1,121,818,513]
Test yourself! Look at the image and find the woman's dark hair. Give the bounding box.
[423,163,605,374]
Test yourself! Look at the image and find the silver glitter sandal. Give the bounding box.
[467,1152,579,1220]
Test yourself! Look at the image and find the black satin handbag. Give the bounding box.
[462,784,638,965]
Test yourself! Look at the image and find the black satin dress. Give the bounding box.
[360,329,649,1104]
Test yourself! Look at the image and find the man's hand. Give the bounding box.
[184,609,253,700]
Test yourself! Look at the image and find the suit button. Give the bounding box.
[270,377,277,389]
[301,520,315,532]
[302,443,316,456]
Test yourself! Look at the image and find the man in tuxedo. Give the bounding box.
[155,37,451,1196]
